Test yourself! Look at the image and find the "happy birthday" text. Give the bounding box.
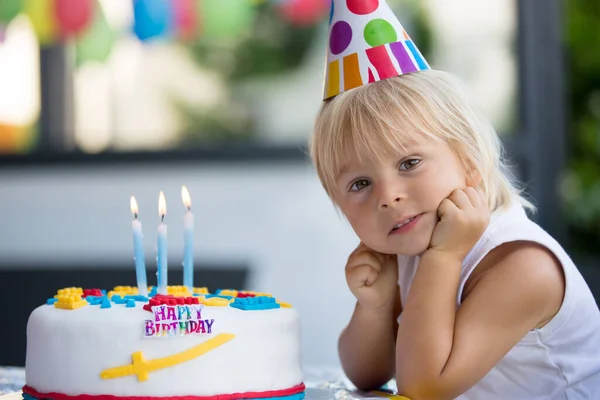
[144,304,215,338]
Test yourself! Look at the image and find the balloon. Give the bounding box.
[276,0,329,27]
[24,0,57,45]
[0,122,34,154]
[0,0,22,24]
[55,0,94,38]
[173,0,198,41]
[133,0,172,42]
[199,0,256,40]
[75,2,114,65]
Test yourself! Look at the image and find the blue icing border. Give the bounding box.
[252,392,305,400]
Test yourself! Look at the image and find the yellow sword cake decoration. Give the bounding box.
[100,333,235,382]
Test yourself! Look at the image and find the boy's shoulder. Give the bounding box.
[465,239,565,329]
[486,200,553,245]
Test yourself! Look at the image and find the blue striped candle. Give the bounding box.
[130,196,148,297]
[182,186,194,292]
[157,191,168,295]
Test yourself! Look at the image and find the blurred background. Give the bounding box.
[0,0,598,369]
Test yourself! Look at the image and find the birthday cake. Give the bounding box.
[23,286,304,400]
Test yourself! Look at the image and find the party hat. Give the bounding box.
[323,0,430,100]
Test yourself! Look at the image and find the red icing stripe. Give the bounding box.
[23,384,305,400]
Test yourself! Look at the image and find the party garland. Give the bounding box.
[0,0,329,59]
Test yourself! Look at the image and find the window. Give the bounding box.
[422,0,518,135]
[0,15,40,154]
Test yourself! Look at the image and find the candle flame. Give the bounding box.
[130,196,139,217]
[181,186,191,209]
[158,191,166,218]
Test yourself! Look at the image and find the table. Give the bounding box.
[0,368,23,397]
[0,366,406,400]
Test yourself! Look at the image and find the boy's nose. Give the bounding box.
[376,175,407,210]
[379,196,401,210]
[378,184,405,210]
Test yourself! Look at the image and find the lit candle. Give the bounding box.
[157,191,168,295]
[130,196,148,297]
[181,186,194,291]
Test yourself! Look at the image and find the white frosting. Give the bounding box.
[25,302,303,397]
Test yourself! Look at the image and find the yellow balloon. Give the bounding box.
[24,0,57,45]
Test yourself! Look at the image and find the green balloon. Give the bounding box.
[199,0,256,40]
[75,4,115,65]
[0,0,23,24]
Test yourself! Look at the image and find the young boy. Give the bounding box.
[310,1,600,399]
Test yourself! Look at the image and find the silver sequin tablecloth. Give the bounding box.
[0,368,24,397]
[0,366,401,400]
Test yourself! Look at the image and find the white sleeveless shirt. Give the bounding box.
[396,202,600,399]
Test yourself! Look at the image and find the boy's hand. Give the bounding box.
[428,187,490,262]
[345,243,398,312]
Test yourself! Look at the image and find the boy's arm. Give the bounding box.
[339,286,401,391]
[394,188,564,399]
[395,241,564,400]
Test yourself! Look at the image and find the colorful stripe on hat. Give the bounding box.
[325,38,430,99]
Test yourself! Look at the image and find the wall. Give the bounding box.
[0,160,358,368]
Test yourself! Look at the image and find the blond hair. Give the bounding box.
[310,69,534,212]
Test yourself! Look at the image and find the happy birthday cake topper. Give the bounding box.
[323,0,430,100]
[144,303,215,338]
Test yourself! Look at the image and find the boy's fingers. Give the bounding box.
[464,187,481,208]
[347,265,379,288]
[347,252,382,273]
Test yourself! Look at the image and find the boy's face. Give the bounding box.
[333,136,469,256]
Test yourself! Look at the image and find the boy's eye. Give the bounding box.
[399,158,421,170]
[349,179,371,192]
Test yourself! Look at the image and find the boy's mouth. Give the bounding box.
[389,214,422,234]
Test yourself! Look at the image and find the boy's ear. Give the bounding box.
[466,165,482,187]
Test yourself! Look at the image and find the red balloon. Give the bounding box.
[347,0,378,15]
[173,0,198,41]
[277,0,330,27]
[54,0,94,38]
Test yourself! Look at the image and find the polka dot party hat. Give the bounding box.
[323,0,430,100]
